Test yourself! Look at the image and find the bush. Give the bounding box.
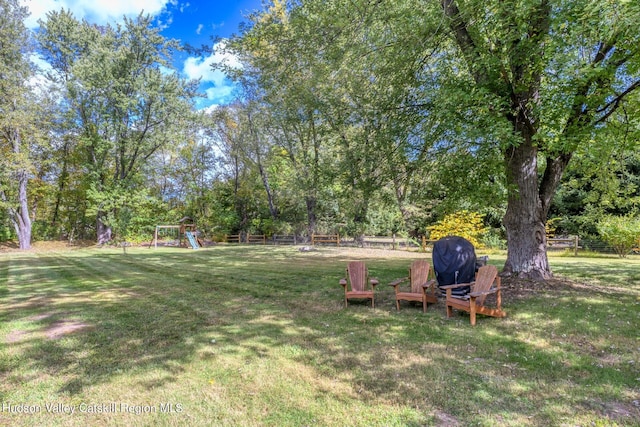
[427,211,488,248]
[481,228,506,250]
[596,215,640,258]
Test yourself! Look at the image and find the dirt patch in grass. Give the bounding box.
[500,276,577,303]
[5,317,93,343]
[5,329,29,343]
[431,410,460,426]
[0,241,19,252]
[586,400,640,422]
[500,274,638,304]
[45,320,93,339]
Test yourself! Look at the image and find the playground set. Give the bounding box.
[151,217,203,249]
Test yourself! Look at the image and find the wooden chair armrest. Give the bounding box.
[469,287,498,298]
[389,277,409,287]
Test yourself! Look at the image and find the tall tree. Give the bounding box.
[438,0,640,278]
[0,0,48,249]
[222,1,330,237]
[37,11,197,243]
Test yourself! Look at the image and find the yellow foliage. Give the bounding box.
[427,211,488,248]
[546,217,561,238]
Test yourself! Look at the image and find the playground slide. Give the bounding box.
[185,231,200,249]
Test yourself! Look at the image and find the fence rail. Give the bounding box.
[355,235,423,250]
[226,234,241,244]
[221,233,591,256]
[547,235,581,256]
[246,234,267,244]
[272,235,297,245]
[311,234,340,246]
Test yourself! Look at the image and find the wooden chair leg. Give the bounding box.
[446,304,453,318]
[470,299,477,326]
[422,298,427,313]
[396,300,400,311]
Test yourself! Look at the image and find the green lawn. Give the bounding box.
[1,246,639,426]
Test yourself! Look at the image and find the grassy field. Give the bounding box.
[0,245,639,426]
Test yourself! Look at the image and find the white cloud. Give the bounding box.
[28,54,54,95]
[21,0,170,28]
[201,104,219,115]
[182,41,242,105]
[196,23,203,35]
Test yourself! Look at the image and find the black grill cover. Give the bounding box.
[432,236,477,296]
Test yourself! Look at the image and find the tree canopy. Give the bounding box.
[0,1,638,278]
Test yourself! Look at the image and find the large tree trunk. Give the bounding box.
[5,169,32,250]
[15,168,32,250]
[2,129,32,250]
[96,212,112,245]
[3,172,32,250]
[502,138,551,280]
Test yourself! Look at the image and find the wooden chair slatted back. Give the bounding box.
[409,260,430,293]
[347,261,367,292]
[474,265,498,306]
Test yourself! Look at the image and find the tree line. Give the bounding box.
[0,0,639,279]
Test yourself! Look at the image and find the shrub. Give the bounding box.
[427,211,488,248]
[596,214,640,258]
[481,228,506,250]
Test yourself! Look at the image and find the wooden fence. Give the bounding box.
[272,235,297,245]
[547,235,581,256]
[311,234,340,246]
[224,233,582,255]
[226,234,267,244]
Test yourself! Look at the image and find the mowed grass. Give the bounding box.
[0,246,639,426]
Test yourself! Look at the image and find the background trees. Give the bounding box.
[37,11,197,244]
[223,0,639,278]
[1,1,638,270]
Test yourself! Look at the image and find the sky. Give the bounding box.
[21,0,265,110]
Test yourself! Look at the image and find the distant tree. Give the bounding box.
[37,11,197,244]
[239,0,640,279]
[597,215,640,258]
[0,0,51,249]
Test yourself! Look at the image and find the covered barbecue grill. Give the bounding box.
[432,236,478,297]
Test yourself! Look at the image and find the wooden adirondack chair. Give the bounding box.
[388,260,438,312]
[441,264,506,325]
[339,261,379,308]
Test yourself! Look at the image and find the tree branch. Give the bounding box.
[440,0,483,84]
[595,79,640,125]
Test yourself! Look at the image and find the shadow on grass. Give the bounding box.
[1,246,638,425]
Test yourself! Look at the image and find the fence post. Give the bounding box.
[574,235,579,256]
